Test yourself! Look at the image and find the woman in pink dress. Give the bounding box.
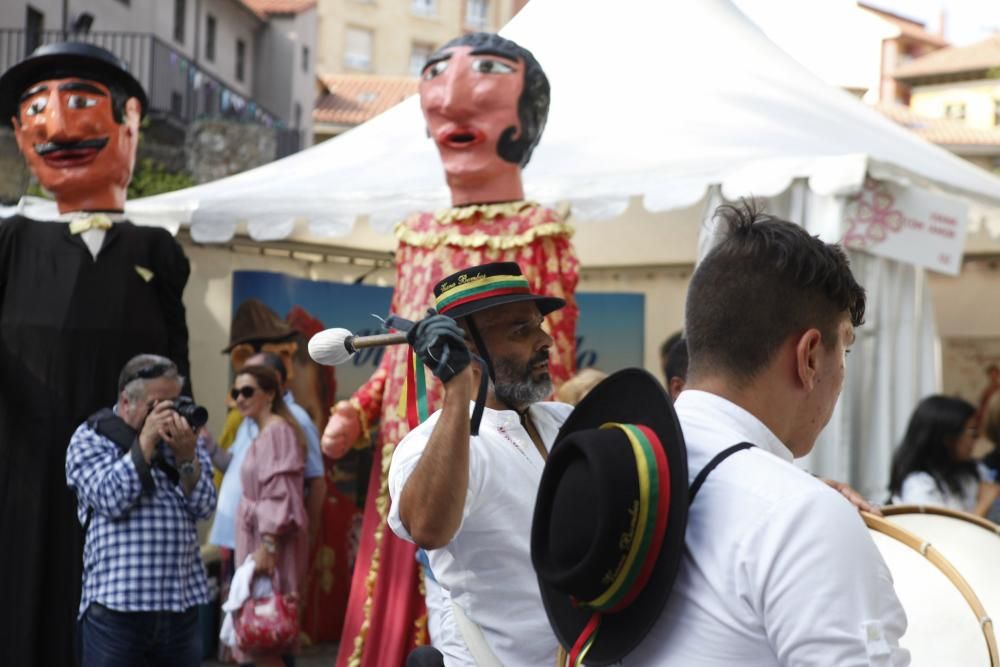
[232,365,309,666]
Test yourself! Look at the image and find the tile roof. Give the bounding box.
[313,73,419,127]
[894,35,1000,80]
[241,0,315,16]
[877,102,1000,147]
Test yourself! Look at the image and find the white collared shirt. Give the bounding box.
[624,390,909,666]
[388,401,573,667]
[892,471,980,513]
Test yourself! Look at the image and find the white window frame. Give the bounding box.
[409,42,434,78]
[344,26,374,71]
[412,0,436,18]
[465,0,489,30]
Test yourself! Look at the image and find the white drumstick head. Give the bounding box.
[308,328,356,366]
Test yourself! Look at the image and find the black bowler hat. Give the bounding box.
[531,368,688,665]
[432,261,564,319]
[0,41,148,121]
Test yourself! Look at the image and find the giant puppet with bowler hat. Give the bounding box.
[322,32,581,667]
[0,42,191,666]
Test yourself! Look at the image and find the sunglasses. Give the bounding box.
[230,386,256,400]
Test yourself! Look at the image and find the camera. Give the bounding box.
[172,396,208,430]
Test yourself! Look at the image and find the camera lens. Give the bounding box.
[173,397,209,430]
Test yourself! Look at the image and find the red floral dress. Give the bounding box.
[335,201,579,667]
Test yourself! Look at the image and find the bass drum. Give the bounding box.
[883,505,1000,644]
[864,512,998,666]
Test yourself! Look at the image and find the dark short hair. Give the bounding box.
[428,32,550,167]
[14,67,129,125]
[664,337,689,382]
[249,351,287,385]
[889,395,977,499]
[685,201,866,385]
[659,331,683,360]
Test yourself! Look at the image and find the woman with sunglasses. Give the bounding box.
[889,394,1000,517]
[232,365,308,666]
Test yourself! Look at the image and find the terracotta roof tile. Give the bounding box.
[877,102,1000,147]
[313,73,419,126]
[894,35,1000,79]
[241,0,315,16]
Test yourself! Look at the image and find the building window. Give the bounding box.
[205,14,216,62]
[25,6,44,56]
[294,102,302,129]
[173,0,186,44]
[411,0,436,17]
[115,0,130,5]
[465,0,489,30]
[409,42,434,77]
[344,27,373,70]
[944,103,966,122]
[170,91,183,117]
[302,45,310,73]
[236,39,246,82]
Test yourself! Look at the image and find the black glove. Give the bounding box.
[407,313,472,384]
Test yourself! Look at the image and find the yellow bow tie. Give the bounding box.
[69,214,114,235]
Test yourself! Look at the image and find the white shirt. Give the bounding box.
[388,401,573,667]
[625,390,909,666]
[892,471,979,513]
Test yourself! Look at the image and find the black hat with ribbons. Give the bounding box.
[531,368,688,665]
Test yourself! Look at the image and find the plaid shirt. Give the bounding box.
[65,410,217,617]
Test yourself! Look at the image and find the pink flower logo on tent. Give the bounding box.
[844,178,906,249]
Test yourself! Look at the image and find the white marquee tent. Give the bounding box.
[14,0,1000,495]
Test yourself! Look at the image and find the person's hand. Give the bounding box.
[407,313,471,384]
[139,400,175,463]
[978,480,1000,506]
[321,402,361,460]
[252,541,277,576]
[822,477,882,516]
[161,410,196,462]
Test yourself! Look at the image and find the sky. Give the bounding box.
[868,0,1000,45]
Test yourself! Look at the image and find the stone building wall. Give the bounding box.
[186,119,278,184]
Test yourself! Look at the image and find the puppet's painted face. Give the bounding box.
[12,77,139,210]
[420,46,524,183]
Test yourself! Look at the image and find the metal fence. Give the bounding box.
[0,28,285,131]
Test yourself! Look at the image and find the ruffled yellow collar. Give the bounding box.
[433,200,538,225]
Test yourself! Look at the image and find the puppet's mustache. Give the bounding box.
[34,137,109,156]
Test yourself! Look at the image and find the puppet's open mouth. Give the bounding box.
[443,128,485,148]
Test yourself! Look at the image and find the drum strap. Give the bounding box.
[689,442,755,503]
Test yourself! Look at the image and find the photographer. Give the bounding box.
[66,354,216,666]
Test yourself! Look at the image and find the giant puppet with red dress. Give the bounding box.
[321,32,579,667]
[0,43,191,666]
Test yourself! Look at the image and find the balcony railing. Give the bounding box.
[0,28,295,151]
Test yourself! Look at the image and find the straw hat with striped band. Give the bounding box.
[433,261,564,320]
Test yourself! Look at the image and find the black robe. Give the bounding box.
[0,215,191,666]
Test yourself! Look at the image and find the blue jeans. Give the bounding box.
[80,603,201,667]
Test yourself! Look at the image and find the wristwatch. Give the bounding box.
[178,458,197,478]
